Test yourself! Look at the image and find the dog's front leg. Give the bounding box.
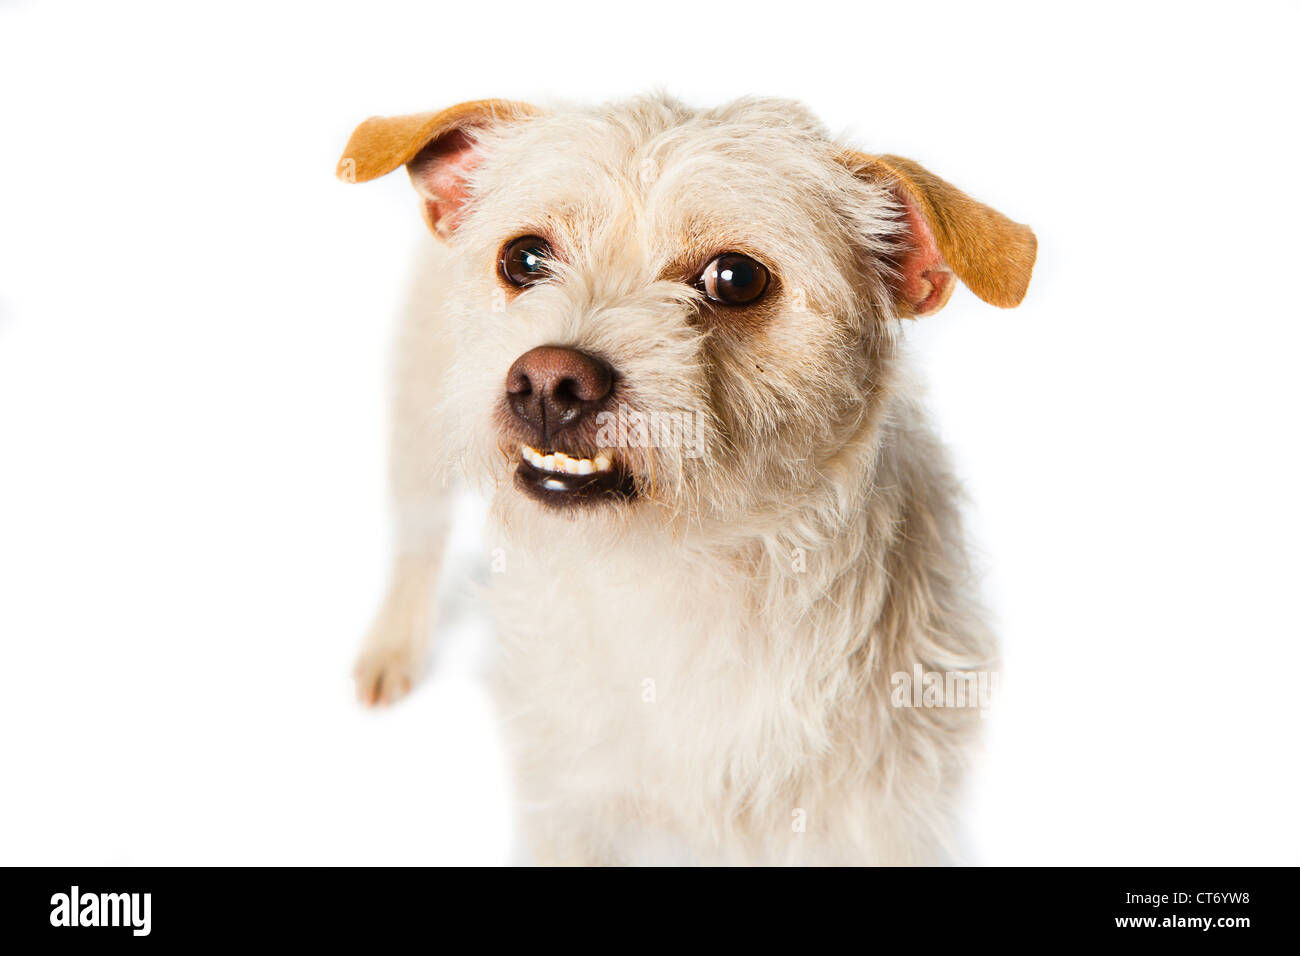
[354,270,454,706]
[354,550,443,706]
[353,423,449,707]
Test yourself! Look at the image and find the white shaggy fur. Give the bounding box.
[354,95,1012,865]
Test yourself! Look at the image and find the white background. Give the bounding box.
[1,0,1297,865]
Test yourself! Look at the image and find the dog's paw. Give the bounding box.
[353,641,420,707]
[354,556,438,707]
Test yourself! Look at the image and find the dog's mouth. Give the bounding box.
[513,443,637,507]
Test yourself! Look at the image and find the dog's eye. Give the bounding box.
[500,235,554,288]
[696,253,769,305]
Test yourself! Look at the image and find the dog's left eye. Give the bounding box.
[500,235,554,288]
[696,253,769,305]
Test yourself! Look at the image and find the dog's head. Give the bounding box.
[338,96,1034,528]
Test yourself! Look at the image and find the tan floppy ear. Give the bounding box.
[842,151,1036,316]
[336,99,540,237]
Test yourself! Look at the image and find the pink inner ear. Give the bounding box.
[895,191,954,316]
[408,127,481,236]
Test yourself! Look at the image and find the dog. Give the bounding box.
[337,95,1035,865]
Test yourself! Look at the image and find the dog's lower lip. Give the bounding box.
[513,454,636,506]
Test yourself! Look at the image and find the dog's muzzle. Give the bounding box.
[505,346,636,507]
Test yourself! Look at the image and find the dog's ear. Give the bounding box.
[841,151,1036,316]
[336,100,540,238]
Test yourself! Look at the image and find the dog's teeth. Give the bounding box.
[520,445,614,477]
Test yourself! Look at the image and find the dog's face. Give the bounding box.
[339,96,1035,528]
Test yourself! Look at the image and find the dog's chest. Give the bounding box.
[486,538,816,801]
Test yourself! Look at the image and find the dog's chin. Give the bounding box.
[512,443,638,511]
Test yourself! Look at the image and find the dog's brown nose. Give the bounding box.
[506,346,614,437]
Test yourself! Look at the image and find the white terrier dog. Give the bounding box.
[338,95,1035,865]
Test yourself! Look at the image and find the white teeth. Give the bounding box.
[520,444,614,476]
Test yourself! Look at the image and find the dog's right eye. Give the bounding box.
[500,236,554,288]
[696,253,770,306]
